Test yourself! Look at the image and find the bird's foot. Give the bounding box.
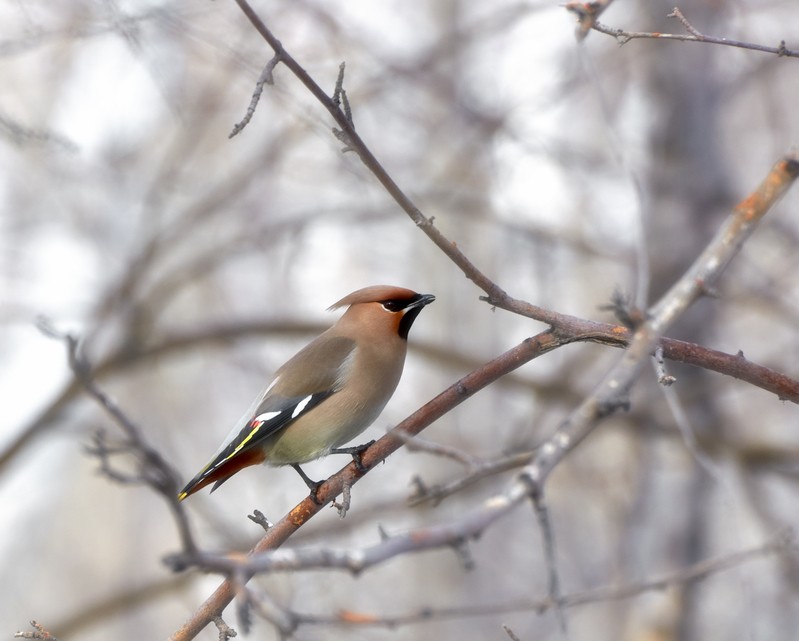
[331,440,375,474]
[291,464,325,504]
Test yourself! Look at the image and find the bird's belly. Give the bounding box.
[265,403,381,465]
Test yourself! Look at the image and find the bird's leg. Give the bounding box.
[291,464,324,504]
[331,440,375,474]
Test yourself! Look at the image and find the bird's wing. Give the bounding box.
[178,336,356,499]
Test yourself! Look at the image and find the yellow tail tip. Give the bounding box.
[177,491,188,501]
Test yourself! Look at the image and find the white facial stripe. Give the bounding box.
[291,395,313,419]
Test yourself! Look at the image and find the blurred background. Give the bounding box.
[1,0,798,639]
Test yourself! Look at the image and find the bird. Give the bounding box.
[178,285,435,501]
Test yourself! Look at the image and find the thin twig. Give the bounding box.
[654,345,676,386]
[212,616,237,641]
[532,491,568,637]
[188,531,791,629]
[333,61,353,127]
[37,318,199,557]
[395,431,485,468]
[668,7,702,37]
[333,478,353,518]
[229,53,282,138]
[407,450,534,507]
[590,8,799,58]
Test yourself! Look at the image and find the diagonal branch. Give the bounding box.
[230,0,558,325]
[167,330,562,639]
[517,153,799,493]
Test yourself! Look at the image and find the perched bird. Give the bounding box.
[178,285,435,501]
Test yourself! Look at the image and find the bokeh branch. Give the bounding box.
[37,319,198,557]
[515,153,799,492]
[258,530,791,630]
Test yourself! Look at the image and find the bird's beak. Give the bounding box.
[405,293,436,311]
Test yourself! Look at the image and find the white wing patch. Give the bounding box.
[254,410,282,423]
[291,395,313,419]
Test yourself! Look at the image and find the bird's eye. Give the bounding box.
[382,300,402,312]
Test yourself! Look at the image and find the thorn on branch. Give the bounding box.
[230,53,282,139]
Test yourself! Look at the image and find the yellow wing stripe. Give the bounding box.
[177,421,265,501]
[224,421,263,462]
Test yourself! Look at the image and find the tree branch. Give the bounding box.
[37,320,198,557]
[587,6,799,58]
